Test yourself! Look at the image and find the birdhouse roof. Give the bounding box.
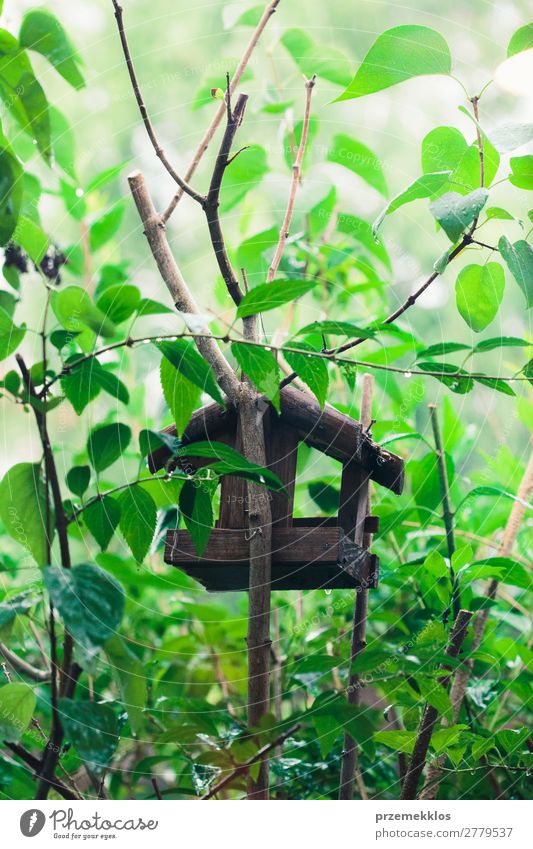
[149,386,404,494]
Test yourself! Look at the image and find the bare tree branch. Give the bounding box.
[267,75,316,282]
[162,0,282,221]
[0,643,50,683]
[201,724,300,800]
[128,171,241,401]
[111,1,205,205]
[204,88,248,305]
[420,447,533,799]
[400,609,473,799]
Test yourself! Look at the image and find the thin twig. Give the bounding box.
[400,609,473,799]
[201,724,300,800]
[267,75,316,283]
[162,0,281,221]
[428,404,460,621]
[151,777,163,800]
[0,643,50,682]
[111,1,205,205]
[420,447,533,800]
[204,91,248,305]
[40,330,527,401]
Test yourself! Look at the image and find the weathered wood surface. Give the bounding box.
[165,525,377,591]
[148,387,404,494]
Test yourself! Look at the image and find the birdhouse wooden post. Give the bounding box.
[149,386,404,592]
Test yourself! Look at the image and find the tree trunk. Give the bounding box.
[239,393,273,799]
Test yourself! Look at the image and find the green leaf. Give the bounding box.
[118,485,157,563]
[50,106,76,180]
[177,441,285,492]
[418,362,473,393]
[52,286,116,338]
[160,356,200,436]
[422,127,498,195]
[220,145,268,212]
[470,558,532,591]
[455,263,505,332]
[430,189,488,242]
[45,563,125,657]
[61,358,100,415]
[179,478,214,557]
[138,428,179,459]
[337,213,391,269]
[96,284,141,324]
[0,305,25,360]
[58,698,118,768]
[91,363,129,406]
[417,341,470,359]
[308,186,336,240]
[416,677,453,722]
[372,171,451,237]
[430,724,468,754]
[0,591,36,638]
[66,465,90,497]
[284,342,328,407]
[85,162,129,194]
[293,320,375,339]
[89,202,126,252]
[156,339,224,406]
[0,683,36,742]
[336,26,452,101]
[0,30,51,160]
[84,496,121,551]
[508,23,533,57]
[87,422,132,472]
[485,206,514,221]
[474,376,515,396]
[0,463,51,565]
[105,635,146,735]
[12,216,47,263]
[498,237,533,309]
[374,730,417,754]
[0,144,23,245]
[235,226,279,284]
[326,134,387,196]
[19,10,84,89]
[423,550,450,579]
[237,279,317,318]
[136,297,173,316]
[308,480,340,513]
[473,336,530,353]
[280,28,352,87]
[411,450,454,511]
[231,342,280,412]
[509,155,533,190]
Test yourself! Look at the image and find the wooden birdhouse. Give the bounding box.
[148,386,404,593]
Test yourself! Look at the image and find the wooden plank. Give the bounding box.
[165,526,342,565]
[338,460,370,546]
[176,562,366,592]
[218,420,247,528]
[165,526,375,591]
[265,413,298,528]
